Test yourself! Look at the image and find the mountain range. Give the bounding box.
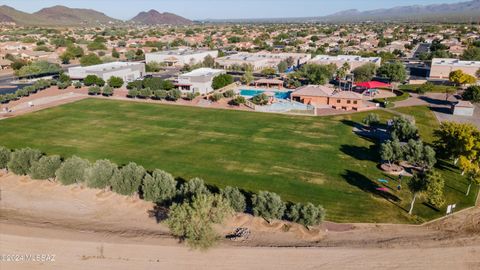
[206,0,480,23]
[317,0,480,23]
[0,1,479,26]
[0,5,191,26]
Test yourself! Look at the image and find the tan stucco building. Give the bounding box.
[291,85,364,111]
[430,58,480,80]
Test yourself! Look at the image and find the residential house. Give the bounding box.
[176,68,225,95]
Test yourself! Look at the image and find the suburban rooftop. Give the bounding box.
[180,67,224,77]
[431,58,480,67]
[310,55,382,63]
[147,48,217,56]
[69,62,143,72]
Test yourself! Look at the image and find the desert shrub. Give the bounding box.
[73,81,82,88]
[86,159,118,189]
[209,92,223,102]
[88,86,101,95]
[220,186,246,212]
[29,155,62,180]
[184,92,199,101]
[178,177,210,200]
[167,89,182,101]
[152,90,168,100]
[287,202,325,227]
[223,89,235,98]
[137,87,152,99]
[229,96,246,106]
[111,162,145,196]
[57,81,71,89]
[252,191,286,222]
[142,169,177,203]
[7,147,42,175]
[102,85,114,96]
[55,156,90,185]
[251,93,269,105]
[0,146,11,170]
[127,88,139,98]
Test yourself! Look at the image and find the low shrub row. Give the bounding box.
[88,85,114,96]
[127,88,183,101]
[0,79,56,104]
[0,145,326,249]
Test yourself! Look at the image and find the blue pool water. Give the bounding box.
[240,89,292,99]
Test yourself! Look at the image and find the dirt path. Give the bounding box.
[1,172,479,269]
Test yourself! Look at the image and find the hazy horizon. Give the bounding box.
[0,0,467,20]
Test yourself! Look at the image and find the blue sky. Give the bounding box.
[0,0,465,20]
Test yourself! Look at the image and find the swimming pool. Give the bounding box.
[239,89,292,99]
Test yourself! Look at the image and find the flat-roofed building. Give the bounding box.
[430,58,480,80]
[215,52,311,71]
[68,62,145,82]
[308,55,381,71]
[145,49,218,67]
[177,68,225,95]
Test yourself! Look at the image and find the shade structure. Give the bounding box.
[356,81,392,89]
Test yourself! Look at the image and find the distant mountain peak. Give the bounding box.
[130,10,192,25]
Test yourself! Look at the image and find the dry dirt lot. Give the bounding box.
[0,172,479,270]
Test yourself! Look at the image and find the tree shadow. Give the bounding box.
[436,159,456,173]
[341,119,390,143]
[429,106,451,114]
[418,96,452,106]
[147,203,169,223]
[342,170,401,204]
[341,119,364,129]
[340,144,379,162]
[422,202,441,213]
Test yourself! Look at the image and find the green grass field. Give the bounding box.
[0,99,476,223]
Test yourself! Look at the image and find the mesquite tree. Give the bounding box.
[142,169,177,203]
[7,147,42,175]
[252,191,286,222]
[111,162,145,196]
[29,155,62,180]
[55,156,91,185]
[86,159,118,189]
[220,186,246,212]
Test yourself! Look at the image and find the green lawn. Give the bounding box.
[399,84,457,94]
[0,99,476,223]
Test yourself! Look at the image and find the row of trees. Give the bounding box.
[127,88,182,101]
[126,77,174,91]
[83,75,124,88]
[0,79,55,104]
[0,146,326,249]
[88,85,114,96]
